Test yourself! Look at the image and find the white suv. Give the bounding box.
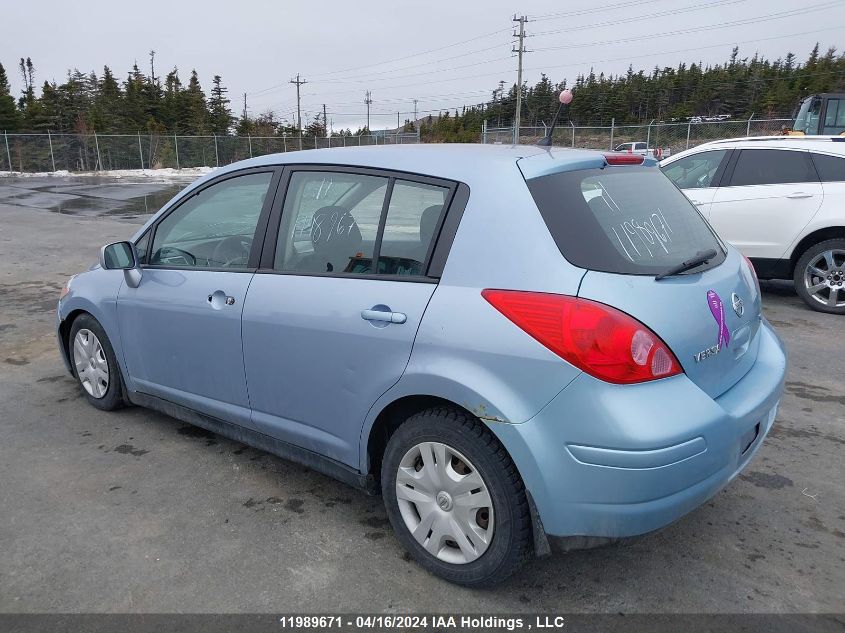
[661,136,845,314]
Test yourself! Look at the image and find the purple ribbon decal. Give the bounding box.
[706,290,730,350]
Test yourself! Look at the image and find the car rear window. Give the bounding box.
[811,152,845,182]
[526,167,726,276]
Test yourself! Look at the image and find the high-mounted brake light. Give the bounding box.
[604,153,645,166]
[481,290,682,384]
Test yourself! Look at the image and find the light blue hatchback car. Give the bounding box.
[57,144,786,586]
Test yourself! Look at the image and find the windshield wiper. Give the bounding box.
[655,248,717,281]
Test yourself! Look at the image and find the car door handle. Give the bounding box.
[690,200,705,206]
[786,192,813,199]
[361,309,407,324]
[208,291,236,308]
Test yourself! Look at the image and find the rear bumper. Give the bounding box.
[489,319,786,540]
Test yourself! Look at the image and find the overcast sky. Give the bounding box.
[3,0,844,131]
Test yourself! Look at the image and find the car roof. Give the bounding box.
[205,143,644,186]
[662,135,845,164]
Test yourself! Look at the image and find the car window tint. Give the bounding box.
[275,171,388,274]
[811,152,845,182]
[375,180,448,276]
[662,150,728,189]
[729,149,816,186]
[527,167,725,276]
[150,172,272,268]
[635,143,647,150]
[822,99,845,135]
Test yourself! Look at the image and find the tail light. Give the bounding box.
[604,153,644,165]
[481,290,682,384]
[742,254,761,294]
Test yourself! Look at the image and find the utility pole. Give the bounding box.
[413,99,418,129]
[323,104,328,138]
[512,15,529,145]
[242,93,248,120]
[364,90,372,132]
[290,74,307,150]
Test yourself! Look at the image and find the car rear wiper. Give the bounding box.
[655,248,717,281]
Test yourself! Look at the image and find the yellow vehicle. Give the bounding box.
[787,93,845,136]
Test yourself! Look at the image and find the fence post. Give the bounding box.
[283,134,287,152]
[570,121,575,147]
[247,134,252,158]
[174,134,180,170]
[481,120,487,144]
[746,112,754,136]
[315,135,318,149]
[686,122,692,150]
[4,130,11,173]
[213,135,219,167]
[138,132,144,170]
[609,118,615,150]
[94,132,102,171]
[47,130,56,172]
[646,119,654,150]
[343,135,346,147]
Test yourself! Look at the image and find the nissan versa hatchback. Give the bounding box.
[58,144,786,587]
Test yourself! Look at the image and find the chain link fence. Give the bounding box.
[0,131,422,174]
[1,119,794,173]
[482,118,792,154]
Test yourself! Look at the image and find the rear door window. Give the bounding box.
[662,149,729,189]
[274,171,388,274]
[811,152,845,182]
[728,149,817,186]
[526,167,725,276]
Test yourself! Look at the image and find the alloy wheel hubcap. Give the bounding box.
[73,329,109,398]
[804,249,845,308]
[395,441,494,565]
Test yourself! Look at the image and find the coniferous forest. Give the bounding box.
[0,44,843,143]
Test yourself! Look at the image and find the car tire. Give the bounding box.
[381,406,531,587]
[68,313,125,410]
[793,238,845,315]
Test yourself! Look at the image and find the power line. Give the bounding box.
[307,26,512,80]
[534,3,844,50]
[531,0,667,20]
[531,0,833,38]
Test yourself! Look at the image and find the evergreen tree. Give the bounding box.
[208,75,233,135]
[0,62,20,131]
[181,70,208,135]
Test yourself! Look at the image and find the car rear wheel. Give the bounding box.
[794,239,845,314]
[381,406,531,587]
[69,314,125,410]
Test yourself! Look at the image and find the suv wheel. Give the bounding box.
[381,406,531,587]
[794,239,845,314]
[69,314,125,410]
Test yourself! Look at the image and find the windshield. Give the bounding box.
[526,167,726,276]
[793,97,821,134]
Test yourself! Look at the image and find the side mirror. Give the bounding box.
[99,241,143,288]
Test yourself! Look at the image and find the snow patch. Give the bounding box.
[0,166,214,181]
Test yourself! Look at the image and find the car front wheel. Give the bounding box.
[381,407,531,587]
[794,238,845,314]
[69,314,125,410]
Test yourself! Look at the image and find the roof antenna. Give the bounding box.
[537,89,573,147]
